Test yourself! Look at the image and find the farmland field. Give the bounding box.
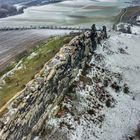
[0,29,75,72]
[0,0,131,28]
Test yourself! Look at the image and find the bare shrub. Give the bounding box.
[136,122,140,139]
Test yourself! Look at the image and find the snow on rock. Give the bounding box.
[0,60,24,87]
[45,29,140,140]
[116,23,140,35]
[131,26,140,35]
[27,52,38,60]
[136,16,140,21]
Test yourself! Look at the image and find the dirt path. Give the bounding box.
[119,8,127,23]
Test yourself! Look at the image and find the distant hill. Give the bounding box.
[0,0,62,18]
[132,0,140,4]
[0,0,27,4]
[0,3,24,18]
[0,0,62,5]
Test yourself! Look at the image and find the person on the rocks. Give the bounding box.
[97,31,102,45]
[102,25,107,39]
[91,24,96,32]
[127,25,131,34]
[78,35,85,59]
[90,24,97,51]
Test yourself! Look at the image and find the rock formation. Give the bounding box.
[0,27,107,140]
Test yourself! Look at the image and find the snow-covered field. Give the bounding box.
[45,26,140,140]
[0,0,128,28]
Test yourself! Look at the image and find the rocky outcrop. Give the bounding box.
[0,30,98,140]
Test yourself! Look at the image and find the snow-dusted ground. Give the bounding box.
[92,29,140,140]
[0,0,125,28]
[45,26,140,140]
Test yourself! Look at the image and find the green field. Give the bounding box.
[0,35,73,108]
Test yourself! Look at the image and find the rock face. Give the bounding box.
[0,31,97,140]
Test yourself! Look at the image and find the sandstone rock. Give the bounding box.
[84,31,91,38]
[0,30,102,140]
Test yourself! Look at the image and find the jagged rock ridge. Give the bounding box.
[0,29,106,140]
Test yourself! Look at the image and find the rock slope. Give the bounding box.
[41,26,140,140]
[1,25,140,140]
[0,30,96,140]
